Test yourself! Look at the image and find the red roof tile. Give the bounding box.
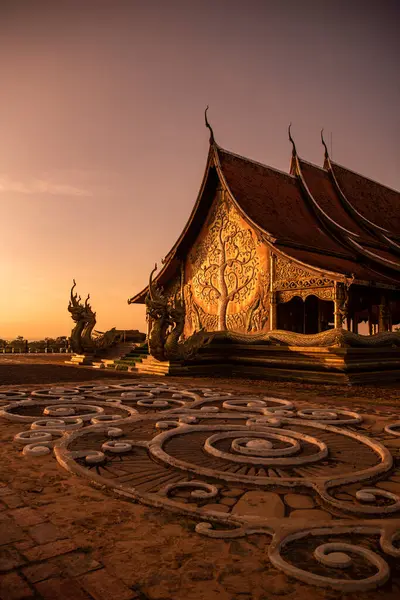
[218,149,347,254]
[298,159,377,243]
[331,162,400,236]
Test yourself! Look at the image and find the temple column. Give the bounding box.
[378,294,390,332]
[334,282,344,329]
[269,253,277,330]
[269,292,278,330]
[368,305,373,335]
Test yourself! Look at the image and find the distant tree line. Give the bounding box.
[0,336,71,353]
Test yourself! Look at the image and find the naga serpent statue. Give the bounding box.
[68,280,142,355]
[145,265,171,361]
[208,327,400,348]
[145,265,213,361]
[68,280,87,354]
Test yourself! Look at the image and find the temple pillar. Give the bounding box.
[378,294,390,332]
[269,253,277,330]
[334,282,345,329]
[368,306,373,335]
[269,292,277,330]
[333,304,341,329]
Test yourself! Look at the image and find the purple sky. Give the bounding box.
[1,0,399,339]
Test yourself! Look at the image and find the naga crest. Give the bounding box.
[67,279,122,355]
[82,293,96,323]
[68,279,85,323]
[145,263,213,361]
[145,264,169,320]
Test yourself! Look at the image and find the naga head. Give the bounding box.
[148,263,166,303]
[146,263,168,320]
[68,279,85,323]
[83,293,96,322]
[69,279,80,307]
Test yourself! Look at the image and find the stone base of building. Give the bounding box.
[116,344,400,384]
[189,343,400,384]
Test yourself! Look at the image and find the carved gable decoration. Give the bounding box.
[273,255,334,303]
[185,190,270,335]
[274,255,333,291]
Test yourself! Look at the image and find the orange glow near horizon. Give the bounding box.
[0,1,399,340]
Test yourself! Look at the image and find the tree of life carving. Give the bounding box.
[192,198,259,330]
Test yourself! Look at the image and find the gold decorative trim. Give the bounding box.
[273,255,333,293]
[278,287,334,303]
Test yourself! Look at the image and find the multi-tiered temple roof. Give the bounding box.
[130,127,400,304]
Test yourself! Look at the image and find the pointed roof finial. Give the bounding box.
[204,105,215,144]
[321,128,329,159]
[288,123,297,157]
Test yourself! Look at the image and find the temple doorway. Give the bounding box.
[277,295,334,334]
[305,295,319,333]
[277,297,303,333]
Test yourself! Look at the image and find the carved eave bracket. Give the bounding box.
[273,255,335,303]
[278,287,334,303]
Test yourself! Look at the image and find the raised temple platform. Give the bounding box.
[183,342,400,384]
[77,329,400,384]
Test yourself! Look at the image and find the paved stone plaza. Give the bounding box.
[0,375,399,600]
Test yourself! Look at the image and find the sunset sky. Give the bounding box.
[1,0,399,340]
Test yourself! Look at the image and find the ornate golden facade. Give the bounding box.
[129,125,400,343]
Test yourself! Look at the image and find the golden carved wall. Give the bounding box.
[184,189,270,336]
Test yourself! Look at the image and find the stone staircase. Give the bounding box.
[68,342,144,369]
[91,344,150,371]
[91,345,190,375]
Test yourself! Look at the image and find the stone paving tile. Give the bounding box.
[22,561,61,584]
[23,538,78,562]
[10,507,47,527]
[79,568,139,600]
[0,570,34,599]
[56,551,102,577]
[0,514,26,545]
[0,545,25,572]
[14,539,36,551]
[101,554,140,588]
[35,576,92,600]
[2,495,25,509]
[28,522,65,545]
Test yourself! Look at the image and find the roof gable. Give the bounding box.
[128,140,400,303]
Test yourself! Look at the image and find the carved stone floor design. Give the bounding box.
[1,380,400,594]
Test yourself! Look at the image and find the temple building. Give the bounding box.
[129,117,400,341]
